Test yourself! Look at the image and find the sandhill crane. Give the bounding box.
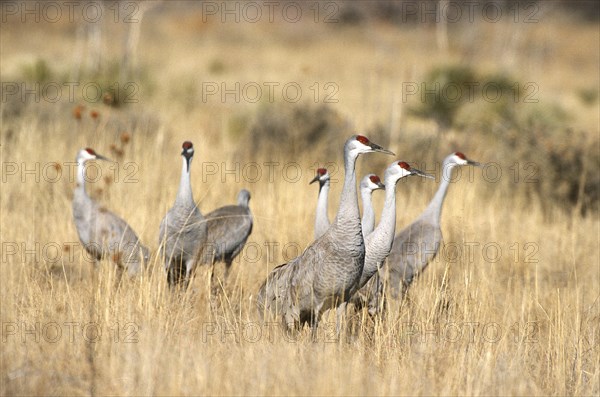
[72,148,149,276]
[376,152,481,305]
[257,135,393,334]
[202,189,253,284]
[360,174,385,238]
[348,161,434,314]
[158,141,207,287]
[310,168,330,239]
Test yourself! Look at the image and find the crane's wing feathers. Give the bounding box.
[387,220,442,296]
[204,205,253,259]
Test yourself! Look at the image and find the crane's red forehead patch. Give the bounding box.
[317,168,327,175]
[85,148,96,155]
[182,141,193,150]
[455,151,466,159]
[356,135,369,145]
[369,175,381,183]
[398,161,411,170]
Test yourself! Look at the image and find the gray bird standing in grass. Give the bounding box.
[159,141,207,288]
[348,161,434,315]
[375,152,482,309]
[257,135,394,334]
[72,148,149,276]
[202,189,253,284]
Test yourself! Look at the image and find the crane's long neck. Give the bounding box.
[378,178,398,239]
[316,180,330,225]
[360,176,398,287]
[75,159,88,196]
[73,158,94,220]
[361,187,375,237]
[334,150,359,226]
[176,156,194,207]
[422,161,454,224]
[74,159,95,206]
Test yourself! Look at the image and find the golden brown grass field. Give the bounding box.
[1,1,599,395]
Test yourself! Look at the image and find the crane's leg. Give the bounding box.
[184,258,195,290]
[309,304,323,342]
[114,263,124,290]
[175,259,186,288]
[165,262,178,288]
[166,263,173,287]
[224,259,233,284]
[283,313,294,333]
[335,302,347,338]
[400,281,409,301]
[167,255,185,289]
[382,281,409,321]
[310,315,319,341]
[209,261,218,295]
[368,273,382,317]
[108,249,125,291]
[377,273,388,317]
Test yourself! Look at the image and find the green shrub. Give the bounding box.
[409,65,478,130]
[22,59,54,83]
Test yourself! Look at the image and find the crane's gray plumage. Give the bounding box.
[72,148,149,276]
[348,162,433,314]
[376,152,481,305]
[360,174,385,238]
[202,189,253,280]
[257,135,394,332]
[159,141,207,287]
[310,168,330,239]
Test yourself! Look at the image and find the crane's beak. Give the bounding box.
[309,175,320,184]
[369,142,395,156]
[181,151,194,172]
[467,159,482,167]
[411,168,435,179]
[376,181,385,189]
[95,153,112,162]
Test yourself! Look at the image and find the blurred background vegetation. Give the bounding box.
[2,0,598,214]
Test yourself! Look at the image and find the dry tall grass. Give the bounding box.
[1,3,599,396]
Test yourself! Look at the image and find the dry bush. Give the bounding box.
[402,63,598,214]
[237,102,351,161]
